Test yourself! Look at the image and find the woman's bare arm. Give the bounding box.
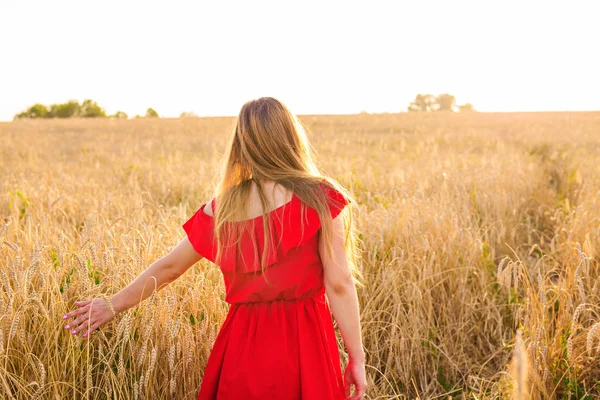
[65,237,203,337]
[110,238,202,314]
[320,216,365,362]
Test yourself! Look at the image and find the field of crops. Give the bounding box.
[1,112,599,399]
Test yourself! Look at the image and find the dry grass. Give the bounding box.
[1,112,599,399]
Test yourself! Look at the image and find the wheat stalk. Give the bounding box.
[586,323,600,356]
[510,328,529,400]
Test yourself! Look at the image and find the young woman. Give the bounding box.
[62,97,368,400]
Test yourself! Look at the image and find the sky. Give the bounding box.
[0,0,599,121]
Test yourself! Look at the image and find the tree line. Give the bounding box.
[14,100,159,119]
[407,94,474,112]
[14,95,475,120]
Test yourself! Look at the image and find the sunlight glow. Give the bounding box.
[1,0,599,120]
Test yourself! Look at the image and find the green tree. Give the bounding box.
[145,108,159,118]
[408,94,436,112]
[48,100,81,118]
[14,103,49,119]
[180,111,198,118]
[80,99,106,118]
[458,103,475,112]
[436,93,456,112]
[111,111,128,119]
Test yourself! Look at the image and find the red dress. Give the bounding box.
[182,182,349,400]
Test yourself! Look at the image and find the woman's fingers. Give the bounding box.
[65,311,90,331]
[347,384,366,400]
[63,302,90,320]
[344,364,367,400]
[344,379,354,398]
[63,301,90,319]
[355,385,367,399]
[83,321,101,337]
[349,380,367,400]
[63,298,111,338]
[68,314,91,334]
[72,317,95,336]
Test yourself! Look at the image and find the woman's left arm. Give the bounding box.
[63,237,203,337]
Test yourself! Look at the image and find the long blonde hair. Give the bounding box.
[210,97,364,288]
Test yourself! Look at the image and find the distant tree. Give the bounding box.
[145,108,159,118]
[47,104,59,118]
[14,103,49,119]
[14,99,121,119]
[458,103,475,112]
[180,111,198,118]
[436,93,456,112]
[111,111,128,119]
[408,94,436,112]
[48,100,81,118]
[407,93,470,112]
[80,99,106,118]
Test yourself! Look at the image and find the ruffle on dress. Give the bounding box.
[182,182,348,273]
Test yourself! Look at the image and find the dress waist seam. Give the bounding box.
[230,287,326,305]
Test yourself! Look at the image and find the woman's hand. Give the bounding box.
[344,358,368,399]
[63,298,117,338]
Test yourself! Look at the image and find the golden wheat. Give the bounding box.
[1,113,599,398]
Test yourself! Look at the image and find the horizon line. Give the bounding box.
[3,108,600,122]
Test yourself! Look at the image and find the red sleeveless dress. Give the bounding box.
[182,182,349,400]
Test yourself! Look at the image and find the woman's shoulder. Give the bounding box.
[200,198,215,217]
[316,178,350,214]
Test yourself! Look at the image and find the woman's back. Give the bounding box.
[205,180,294,222]
[184,178,350,399]
[183,179,348,304]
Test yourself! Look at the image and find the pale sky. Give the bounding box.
[1,0,599,121]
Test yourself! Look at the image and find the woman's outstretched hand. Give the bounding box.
[63,298,117,338]
[344,358,367,399]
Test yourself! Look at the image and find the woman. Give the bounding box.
[62,97,368,400]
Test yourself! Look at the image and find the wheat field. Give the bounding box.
[1,112,599,399]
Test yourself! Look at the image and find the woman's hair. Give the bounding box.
[210,97,364,288]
